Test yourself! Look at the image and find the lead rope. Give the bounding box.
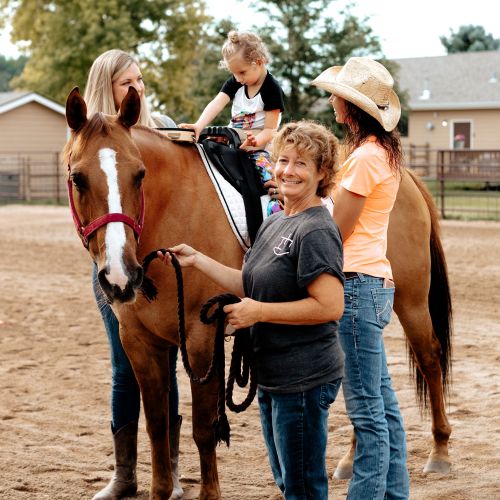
[140,249,257,446]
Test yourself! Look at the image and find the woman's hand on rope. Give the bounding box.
[157,244,197,268]
[223,298,262,329]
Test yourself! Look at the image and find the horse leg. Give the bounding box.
[121,328,174,499]
[394,297,452,473]
[333,431,356,479]
[190,381,221,500]
[185,323,222,500]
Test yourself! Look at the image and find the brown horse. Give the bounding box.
[64,87,451,498]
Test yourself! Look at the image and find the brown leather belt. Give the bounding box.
[344,272,358,279]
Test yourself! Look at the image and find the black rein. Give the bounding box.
[140,249,257,446]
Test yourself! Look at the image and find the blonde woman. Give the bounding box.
[84,49,181,500]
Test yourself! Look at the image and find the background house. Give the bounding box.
[0,91,67,152]
[0,92,67,201]
[394,51,500,150]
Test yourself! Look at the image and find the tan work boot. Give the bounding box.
[169,415,183,499]
[92,421,138,500]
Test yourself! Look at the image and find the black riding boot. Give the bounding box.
[92,421,138,500]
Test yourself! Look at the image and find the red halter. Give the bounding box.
[67,161,145,249]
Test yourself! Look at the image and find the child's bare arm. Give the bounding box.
[251,109,280,148]
[180,92,230,140]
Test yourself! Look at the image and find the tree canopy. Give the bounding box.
[1,0,397,127]
[0,54,27,91]
[440,25,500,53]
[0,0,208,117]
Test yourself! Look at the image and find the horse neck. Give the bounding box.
[132,128,200,191]
[132,128,214,232]
[132,127,244,270]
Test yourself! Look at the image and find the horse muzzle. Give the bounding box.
[98,265,144,304]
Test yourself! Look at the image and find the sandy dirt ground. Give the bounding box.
[0,205,499,500]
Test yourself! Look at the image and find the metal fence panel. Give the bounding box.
[0,152,64,203]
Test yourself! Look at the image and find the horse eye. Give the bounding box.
[71,172,88,192]
[134,169,146,188]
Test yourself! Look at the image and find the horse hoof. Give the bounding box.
[423,457,451,474]
[169,487,184,499]
[333,464,353,480]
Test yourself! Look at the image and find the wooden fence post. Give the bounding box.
[438,150,446,219]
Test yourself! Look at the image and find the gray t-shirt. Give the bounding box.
[242,206,345,393]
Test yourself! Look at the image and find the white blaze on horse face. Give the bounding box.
[99,148,128,290]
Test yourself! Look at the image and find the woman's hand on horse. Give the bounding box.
[157,244,197,268]
[223,298,262,329]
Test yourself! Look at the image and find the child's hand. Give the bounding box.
[240,132,258,150]
[179,123,202,141]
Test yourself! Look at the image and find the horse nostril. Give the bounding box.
[97,267,114,302]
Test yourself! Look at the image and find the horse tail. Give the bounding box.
[407,170,453,407]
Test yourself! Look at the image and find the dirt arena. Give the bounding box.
[0,205,499,499]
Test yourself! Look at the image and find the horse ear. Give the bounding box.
[118,86,141,129]
[66,87,88,132]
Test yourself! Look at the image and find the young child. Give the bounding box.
[181,30,285,215]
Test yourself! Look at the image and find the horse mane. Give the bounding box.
[62,115,193,170]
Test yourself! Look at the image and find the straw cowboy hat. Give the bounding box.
[311,57,401,132]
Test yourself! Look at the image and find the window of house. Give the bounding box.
[452,121,472,149]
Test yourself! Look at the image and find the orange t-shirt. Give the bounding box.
[335,137,399,280]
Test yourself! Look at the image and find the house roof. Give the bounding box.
[393,51,500,111]
[0,91,65,116]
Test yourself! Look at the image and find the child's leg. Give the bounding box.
[247,150,282,215]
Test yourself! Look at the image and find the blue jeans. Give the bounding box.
[258,379,342,499]
[339,273,409,500]
[92,265,179,431]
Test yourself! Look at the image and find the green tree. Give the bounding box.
[184,18,236,124]
[0,54,27,91]
[142,1,211,121]
[0,0,208,111]
[250,0,382,121]
[440,25,500,53]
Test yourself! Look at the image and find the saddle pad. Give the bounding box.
[196,144,270,250]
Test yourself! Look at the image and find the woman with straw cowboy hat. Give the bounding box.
[312,57,410,500]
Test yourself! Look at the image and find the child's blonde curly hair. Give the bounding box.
[272,121,339,198]
[219,30,271,69]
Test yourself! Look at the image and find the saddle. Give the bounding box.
[199,127,267,245]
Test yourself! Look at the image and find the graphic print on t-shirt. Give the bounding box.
[273,233,293,256]
[232,112,256,129]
